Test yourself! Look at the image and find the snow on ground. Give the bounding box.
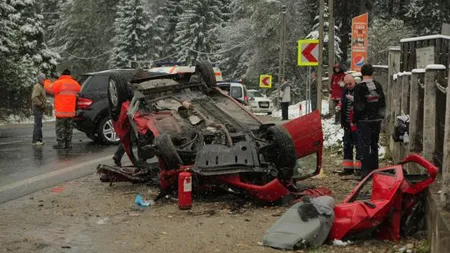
[0,113,56,126]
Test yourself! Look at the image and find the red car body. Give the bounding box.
[103,75,324,203]
[329,154,438,241]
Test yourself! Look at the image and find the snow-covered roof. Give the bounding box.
[397,72,404,77]
[374,65,388,69]
[388,46,401,51]
[400,34,450,43]
[403,72,412,75]
[425,64,446,70]
[393,74,398,80]
[412,69,426,74]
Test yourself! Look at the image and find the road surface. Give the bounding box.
[0,122,118,203]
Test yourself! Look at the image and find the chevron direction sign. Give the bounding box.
[298,39,319,67]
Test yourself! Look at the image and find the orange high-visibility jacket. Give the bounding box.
[46,75,81,118]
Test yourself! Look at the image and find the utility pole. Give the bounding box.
[317,0,325,113]
[328,0,335,87]
[277,4,287,108]
[327,0,335,116]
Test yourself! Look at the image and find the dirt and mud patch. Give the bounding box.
[0,148,427,253]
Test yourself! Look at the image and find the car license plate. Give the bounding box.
[259,102,269,108]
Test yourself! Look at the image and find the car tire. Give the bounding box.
[108,74,131,121]
[267,126,297,179]
[97,117,120,144]
[155,134,183,170]
[195,60,216,88]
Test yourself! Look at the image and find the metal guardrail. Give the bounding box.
[418,78,425,89]
[435,80,448,94]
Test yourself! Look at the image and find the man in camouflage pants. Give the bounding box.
[56,118,74,149]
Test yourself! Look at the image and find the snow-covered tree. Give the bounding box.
[306,3,343,64]
[174,0,224,64]
[51,0,119,75]
[159,0,183,59]
[368,19,416,65]
[0,1,16,54]
[10,0,59,79]
[109,0,150,68]
[146,15,165,63]
[405,0,450,35]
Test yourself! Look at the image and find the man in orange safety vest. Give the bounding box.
[45,69,81,149]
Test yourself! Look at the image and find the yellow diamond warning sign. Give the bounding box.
[259,74,272,88]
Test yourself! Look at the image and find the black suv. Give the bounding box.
[75,69,139,144]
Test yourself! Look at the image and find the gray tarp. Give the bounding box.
[262,196,335,250]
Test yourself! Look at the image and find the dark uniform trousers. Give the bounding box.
[356,120,381,179]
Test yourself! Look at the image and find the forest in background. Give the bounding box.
[1,0,449,118]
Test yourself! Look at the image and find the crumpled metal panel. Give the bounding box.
[193,141,261,175]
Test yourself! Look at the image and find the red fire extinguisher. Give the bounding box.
[178,171,192,210]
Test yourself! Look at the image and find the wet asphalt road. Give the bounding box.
[0,122,118,203]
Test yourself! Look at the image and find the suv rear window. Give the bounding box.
[80,75,109,93]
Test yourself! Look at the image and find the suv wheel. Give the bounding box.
[108,76,131,121]
[98,117,120,144]
[195,60,216,88]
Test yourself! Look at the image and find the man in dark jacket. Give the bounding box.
[353,64,386,179]
[336,74,361,176]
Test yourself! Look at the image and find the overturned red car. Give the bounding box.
[330,154,438,241]
[97,61,324,203]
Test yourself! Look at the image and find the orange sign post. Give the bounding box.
[351,13,368,72]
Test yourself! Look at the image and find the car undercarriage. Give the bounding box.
[97,61,325,203]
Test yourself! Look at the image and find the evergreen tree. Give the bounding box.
[110,0,150,68]
[174,0,224,64]
[368,19,416,64]
[0,1,16,54]
[51,0,119,75]
[147,15,165,63]
[159,0,183,59]
[405,0,450,35]
[306,3,343,63]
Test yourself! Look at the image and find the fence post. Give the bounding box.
[401,72,411,115]
[387,47,401,137]
[395,73,403,120]
[409,69,425,152]
[423,65,446,162]
[441,66,450,211]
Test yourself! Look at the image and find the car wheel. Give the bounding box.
[155,134,183,170]
[195,60,216,88]
[97,117,120,144]
[267,126,297,180]
[108,75,131,121]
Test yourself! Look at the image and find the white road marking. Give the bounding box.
[0,155,112,193]
[0,140,23,146]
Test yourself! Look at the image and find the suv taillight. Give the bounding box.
[77,97,92,110]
